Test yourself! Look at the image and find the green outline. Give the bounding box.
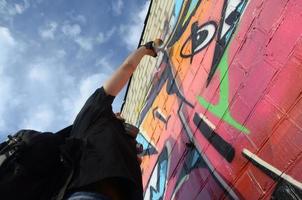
[197,48,250,134]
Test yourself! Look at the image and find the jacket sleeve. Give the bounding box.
[70,87,115,138]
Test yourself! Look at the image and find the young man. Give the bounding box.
[65,39,162,200]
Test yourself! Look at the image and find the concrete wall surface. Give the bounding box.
[122,0,302,199]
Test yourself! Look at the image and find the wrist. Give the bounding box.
[138,46,154,56]
[140,39,163,57]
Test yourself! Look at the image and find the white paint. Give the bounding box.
[220,0,242,39]
[195,22,216,52]
[198,113,216,130]
[171,175,189,200]
[179,103,240,200]
[144,161,159,199]
[243,149,302,190]
[154,107,168,122]
[143,142,172,200]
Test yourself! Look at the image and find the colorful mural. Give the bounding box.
[134,0,302,199]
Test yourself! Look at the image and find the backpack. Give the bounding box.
[0,126,80,200]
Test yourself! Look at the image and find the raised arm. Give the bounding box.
[103,39,162,96]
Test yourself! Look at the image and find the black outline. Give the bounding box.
[180,21,218,63]
[193,113,235,162]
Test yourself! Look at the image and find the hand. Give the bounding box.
[141,39,163,57]
[136,143,143,164]
[115,112,125,122]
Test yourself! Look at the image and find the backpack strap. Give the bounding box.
[53,127,83,200]
[55,167,74,200]
[0,134,26,166]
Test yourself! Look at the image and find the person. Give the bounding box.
[64,39,163,200]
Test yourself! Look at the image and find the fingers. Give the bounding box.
[137,156,142,165]
[136,143,143,154]
[115,112,125,122]
[141,38,163,58]
[115,114,140,139]
[119,118,144,165]
[134,141,143,165]
[153,38,164,49]
[124,123,139,138]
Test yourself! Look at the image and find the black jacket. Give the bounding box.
[67,87,143,200]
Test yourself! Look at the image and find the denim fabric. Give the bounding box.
[66,191,111,200]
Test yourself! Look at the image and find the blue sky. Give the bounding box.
[0,0,150,140]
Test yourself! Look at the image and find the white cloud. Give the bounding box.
[96,27,116,44]
[39,21,58,40]
[21,104,55,131]
[14,58,77,132]
[15,4,23,14]
[0,26,15,73]
[74,27,115,51]
[0,119,5,130]
[0,26,15,133]
[119,2,150,50]
[57,49,66,58]
[73,14,86,24]
[78,74,105,104]
[112,0,124,16]
[60,22,99,51]
[0,0,30,23]
[95,57,114,74]
[96,56,111,69]
[15,0,30,14]
[75,36,94,51]
[96,32,105,43]
[0,75,12,130]
[62,23,81,37]
[59,21,114,51]
[66,12,87,24]
[0,5,132,139]
[11,56,110,131]
[62,73,108,122]
[0,0,7,10]
[28,64,50,83]
[0,26,15,46]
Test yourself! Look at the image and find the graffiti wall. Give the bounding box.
[133,0,302,199]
